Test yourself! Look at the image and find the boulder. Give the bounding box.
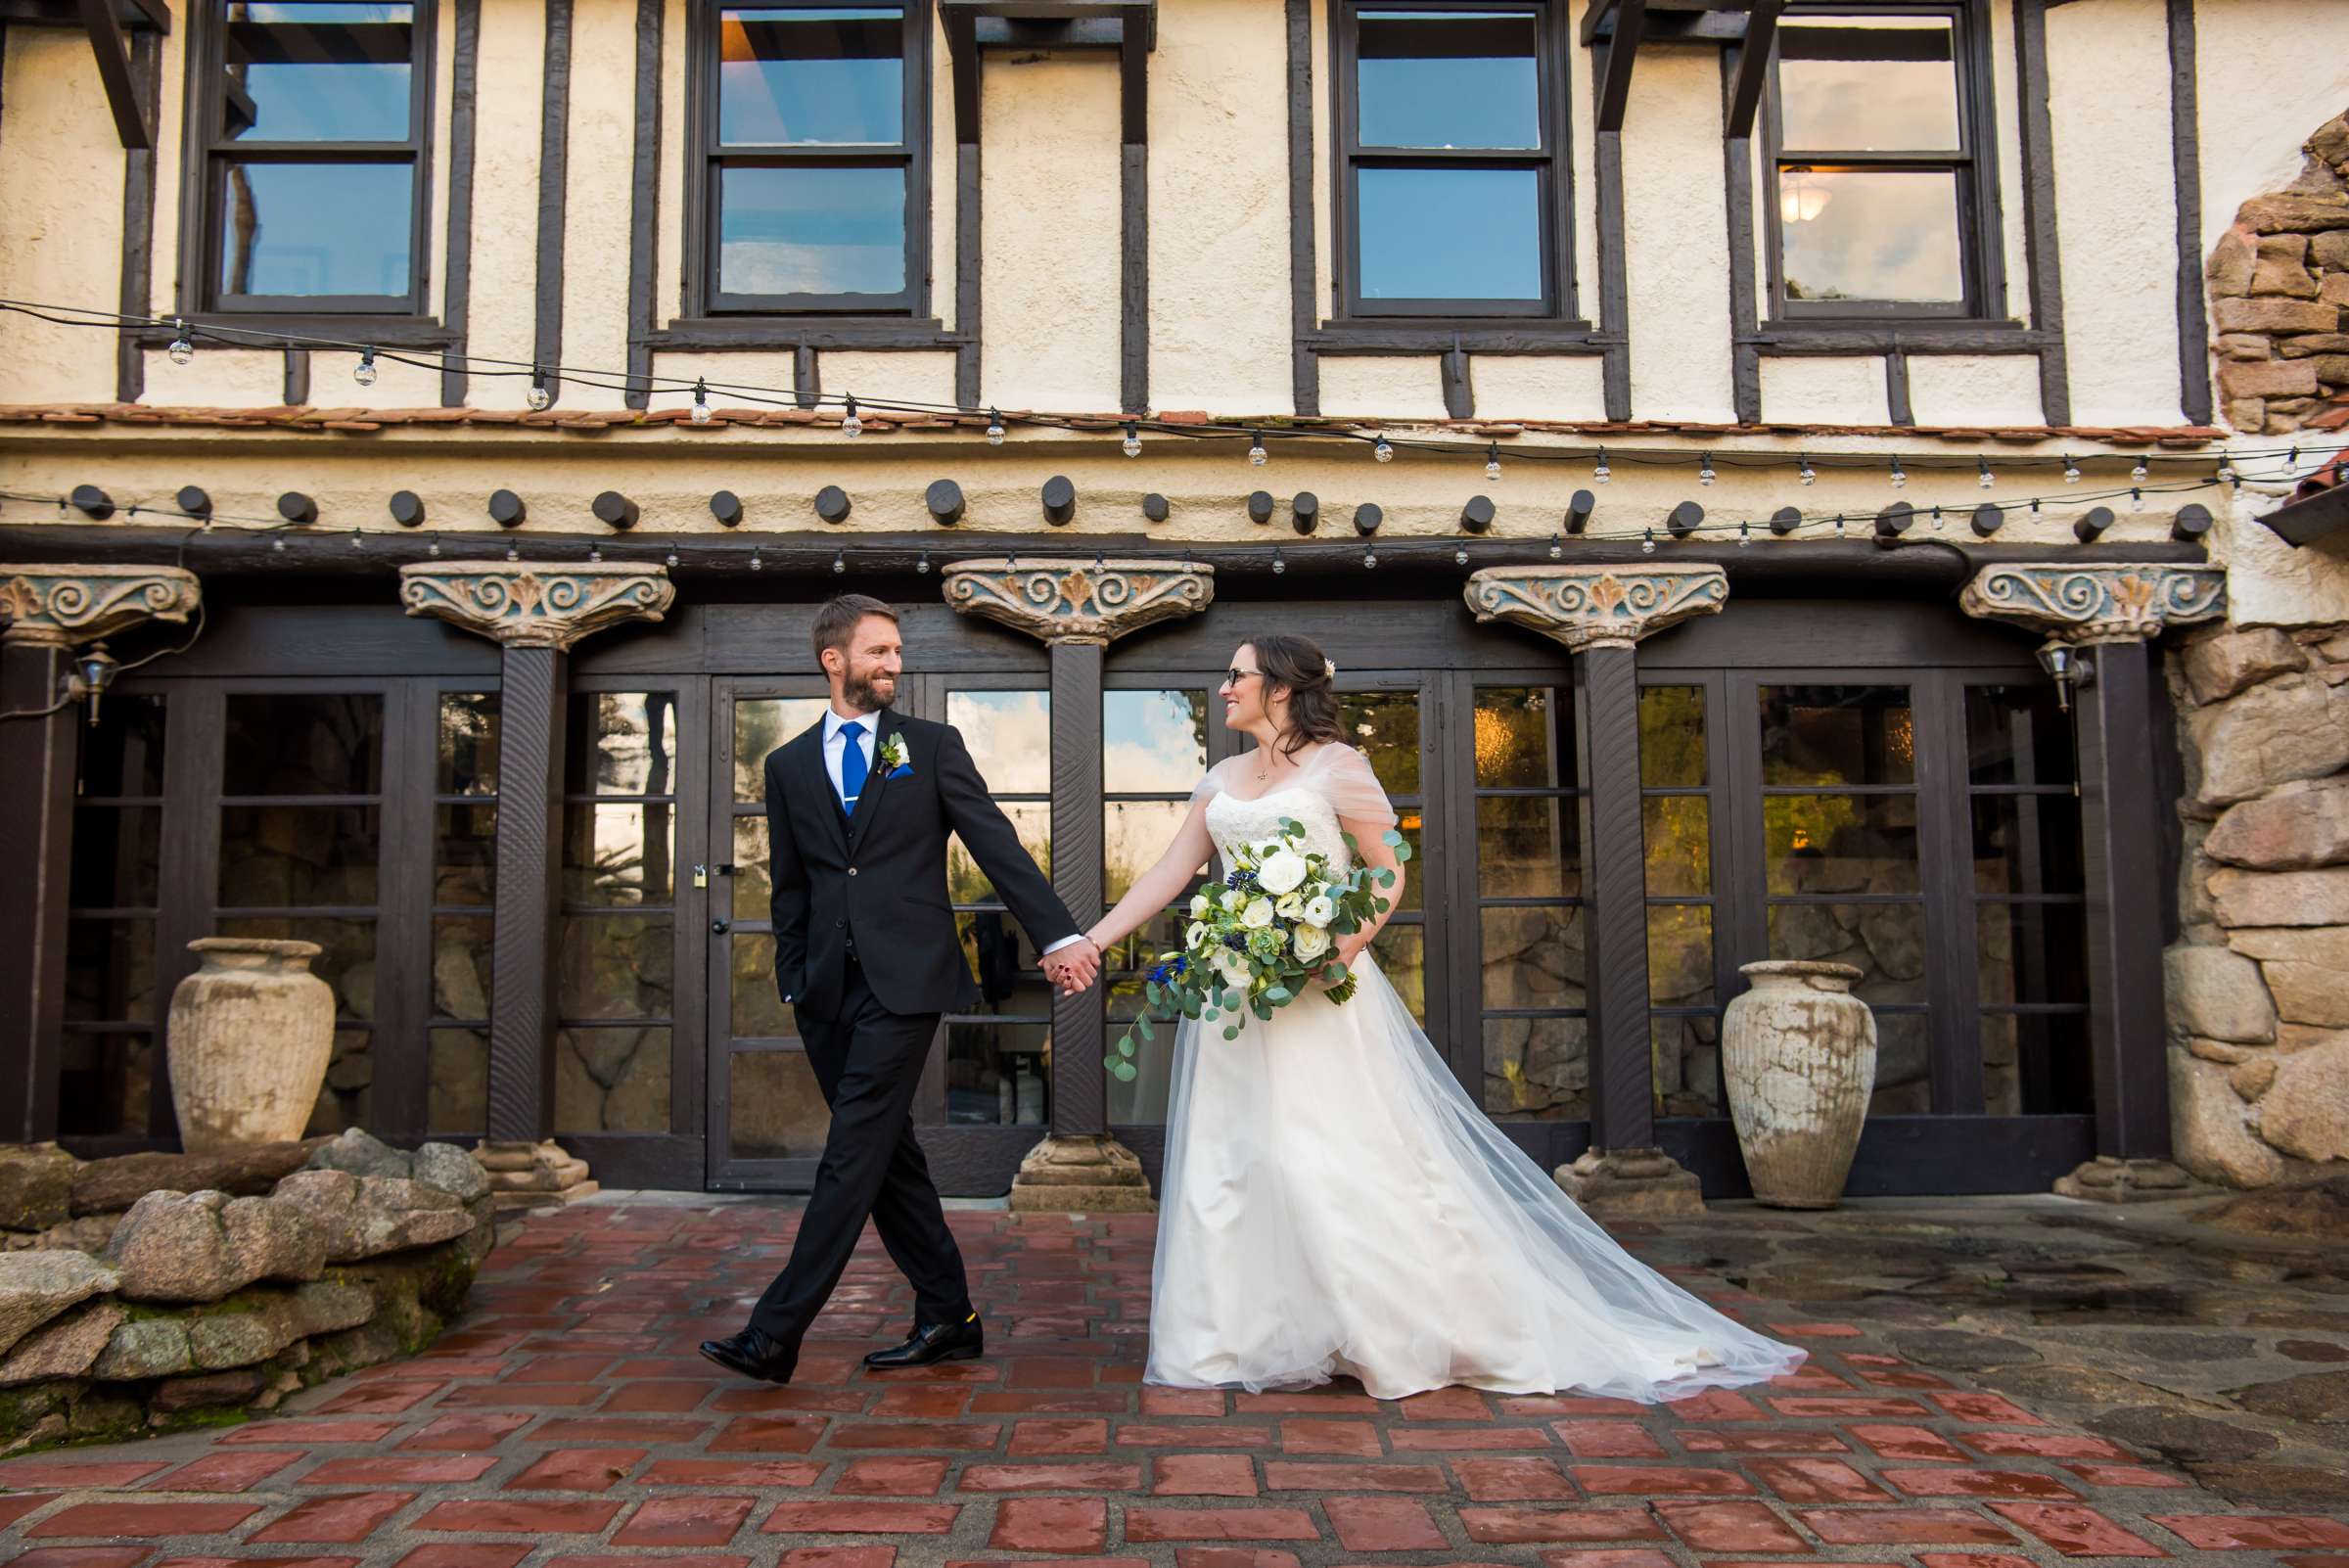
[2208,867,2349,929]
[2169,1048,2285,1188]
[0,1144,78,1232]
[2227,925,2349,1027]
[151,1369,264,1413]
[4,1215,121,1256]
[2231,1057,2280,1101]
[91,1317,193,1381]
[0,1251,120,1357]
[410,1143,489,1204]
[2183,627,2306,704]
[2188,675,2349,810]
[0,1302,123,1386]
[2188,1038,2256,1064]
[2164,945,2278,1043]
[304,1128,414,1181]
[105,1189,325,1303]
[293,1279,376,1338]
[70,1142,314,1217]
[2205,778,2349,870]
[2257,1036,2349,1161]
[188,1298,303,1371]
[270,1170,474,1262]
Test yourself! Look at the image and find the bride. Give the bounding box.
[1082,633,1808,1403]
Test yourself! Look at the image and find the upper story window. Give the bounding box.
[689,1,930,315]
[1764,6,2002,321]
[187,1,436,314]
[1332,2,1571,319]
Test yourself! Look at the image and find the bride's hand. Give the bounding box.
[1310,941,1363,991]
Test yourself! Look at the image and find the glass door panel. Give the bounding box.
[1471,681,1586,1120]
[708,682,833,1187]
[1103,685,1214,1124]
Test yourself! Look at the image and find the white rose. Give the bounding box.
[1240,897,1275,929]
[1211,948,1251,988]
[1292,924,1331,962]
[1190,893,1211,918]
[1303,894,1335,928]
[1221,888,1247,912]
[1257,849,1310,896]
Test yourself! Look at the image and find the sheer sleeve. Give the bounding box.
[1189,755,1236,807]
[1315,745,1399,829]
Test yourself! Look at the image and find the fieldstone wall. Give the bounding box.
[2209,110,2349,436]
[0,1130,491,1452]
[2166,624,2349,1187]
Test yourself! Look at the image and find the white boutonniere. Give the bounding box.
[877,732,912,778]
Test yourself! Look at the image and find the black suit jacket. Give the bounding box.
[763,708,1082,1021]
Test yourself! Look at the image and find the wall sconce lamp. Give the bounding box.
[2037,640,2095,714]
[65,642,120,727]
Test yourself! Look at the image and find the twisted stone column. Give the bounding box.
[944,558,1216,1212]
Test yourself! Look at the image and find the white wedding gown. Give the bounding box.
[1144,745,1808,1404]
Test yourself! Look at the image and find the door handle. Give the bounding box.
[712,917,731,934]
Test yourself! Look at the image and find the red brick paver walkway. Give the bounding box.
[2,1200,2343,1567]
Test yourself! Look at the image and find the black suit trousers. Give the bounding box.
[747,957,973,1345]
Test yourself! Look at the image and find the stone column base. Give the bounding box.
[2053,1155,2203,1204]
[1554,1147,1706,1221]
[477,1139,600,1213]
[1007,1134,1156,1214]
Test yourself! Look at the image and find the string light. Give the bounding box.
[1373,435,1394,463]
[1454,544,1469,565]
[1798,454,1816,486]
[841,395,862,438]
[986,409,1005,445]
[505,541,518,561]
[353,348,378,388]
[427,537,440,557]
[1548,532,1564,559]
[1889,457,1907,489]
[1698,455,1716,487]
[1363,547,1377,569]
[690,380,712,425]
[588,542,602,561]
[1641,527,1656,554]
[1738,520,1751,547]
[1931,505,1943,530]
[917,549,932,575]
[665,549,678,568]
[349,527,364,549]
[528,371,551,412]
[750,548,762,572]
[1272,547,1287,576]
[2131,486,2144,512]
[833,549,847,574]
[1485,443,1501,483]
[1977,457,1994,489]
[1593,448,1611,484]
[1122,421,1141,458]
[1248,431,1268,467]
[1834,515,1846,538]
[167,320,194,366]
[2131,458,2149,484]
[2063,455,2081,484]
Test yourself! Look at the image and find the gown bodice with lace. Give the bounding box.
[1143,744,1808,1404]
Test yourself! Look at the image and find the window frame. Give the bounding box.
[1328,0,1578,322]
[176,0,440,319]
[1760,0,2006,324]
[682,0,934,318]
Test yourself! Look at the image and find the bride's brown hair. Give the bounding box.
[1247,634,1347,761]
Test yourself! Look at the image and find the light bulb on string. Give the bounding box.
[666,549,678,569]
[2131,458,2148,484]
[690,380,713,425]
[1977,457,1994,489]
[589,543,602,562]
[833,550,847,574]
[1485,444,1501,483]
[1454,544,1469,566]
[2030,496,2042,516]
[272,536,286,552]
[428,537,440,558]
[1889,456,1907,489]
[917,550,932,575]
[842,396,862,438]
[1834,515,1846,538]
[750,549,763,572]
[1548,532,1564,560]
[987,409,1005,445]
[527,371,551,411]
[1373,435,1394,463]
[1363,548,1377,570]
[1698,454,1716,487]
[505,542,519,561]
[2063,454,2081,484]
[1641,527,1656,555]
[1931,505,1943,530]
[1738,520,1751,547]
[1248,431,1268,467]
[350,527,364,549]
[353,348,378,388]
[1798,454,1816,486]
[168,320,194,366]
[1593,448,1610,484]
[2131,486,2144,512]
[1272,548,1287,576]
[1122,421,1141,458]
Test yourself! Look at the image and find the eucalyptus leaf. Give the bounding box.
[1266,986,1293,1005]
[1222,1024,1240,1040]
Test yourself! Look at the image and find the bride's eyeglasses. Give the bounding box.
[1221,669,1263,689]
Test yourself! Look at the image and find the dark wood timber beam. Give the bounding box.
[1723,0,1779,137]
[1593,0,1647,133]
[76,0,150,148]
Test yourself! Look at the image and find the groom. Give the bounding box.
[700,595,1101,1384]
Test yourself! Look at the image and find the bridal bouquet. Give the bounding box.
[1104,819,1411,1080]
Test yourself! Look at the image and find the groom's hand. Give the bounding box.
[1040,938,1101,996]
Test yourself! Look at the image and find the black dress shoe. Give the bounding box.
[864,1311,985,1369]
[699,1326,796,1383]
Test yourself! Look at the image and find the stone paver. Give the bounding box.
[0,1191,2342,1568]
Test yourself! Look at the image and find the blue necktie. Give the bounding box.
[838,720,867,814]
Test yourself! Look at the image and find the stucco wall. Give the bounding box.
[2194,0,2349,259]
[0,31,130,404]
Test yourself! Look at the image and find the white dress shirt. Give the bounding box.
[821,706,1080,957]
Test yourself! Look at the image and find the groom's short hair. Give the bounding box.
[812,593,899,664]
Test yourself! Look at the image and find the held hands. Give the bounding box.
[1040,937,1102,996]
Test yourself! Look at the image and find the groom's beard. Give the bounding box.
[842,669,896,713]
